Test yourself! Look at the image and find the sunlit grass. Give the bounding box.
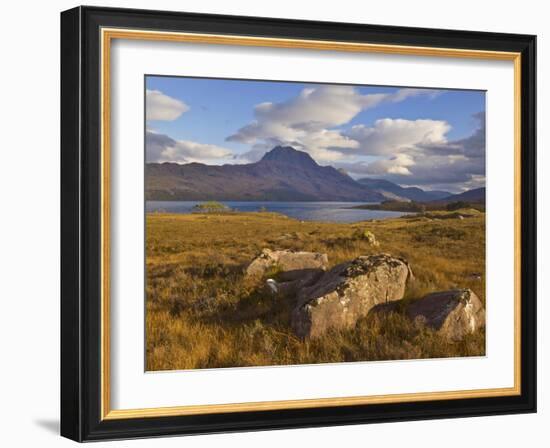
[146,211,486,371]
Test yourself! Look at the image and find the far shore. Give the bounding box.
[349,200,485,213]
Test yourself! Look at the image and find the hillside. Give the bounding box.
[146,146,385,201]
[351,186,486,213]
[438,187,486,203]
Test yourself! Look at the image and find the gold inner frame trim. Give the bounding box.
[100,27,522,420]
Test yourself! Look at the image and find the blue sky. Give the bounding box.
[145,76,486,192]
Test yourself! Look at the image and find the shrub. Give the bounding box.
[192,201,230,213]
[352,229,379,246]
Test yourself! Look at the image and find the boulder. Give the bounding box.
[291,254,413,338]
[406,288,485,341]
[245,249,328,279]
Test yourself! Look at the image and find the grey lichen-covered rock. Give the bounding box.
[291,254,413,338]
[406,288,485,341]
[245,249,328,279]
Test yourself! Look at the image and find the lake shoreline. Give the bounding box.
[145,200,410,224]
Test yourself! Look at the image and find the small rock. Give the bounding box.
[275,233,293,240]
[407,288,485,341]
[266,278,279,294]
[291,254,413,338]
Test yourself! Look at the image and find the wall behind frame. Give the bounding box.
[0,1,545,447]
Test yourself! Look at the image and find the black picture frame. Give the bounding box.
[61,5,536,442]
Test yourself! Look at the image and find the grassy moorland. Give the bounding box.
[146,210,485,371]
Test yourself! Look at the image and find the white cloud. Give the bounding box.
[387,88,440,103]
[363,154,416,176]
[337,113,486,191]
[227,86,438,162]
[146,130,233,164]
[146,89,189,121]
[346,118,451,155]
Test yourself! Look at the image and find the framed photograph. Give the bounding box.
[60,6,536,441]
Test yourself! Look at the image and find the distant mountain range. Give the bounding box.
[356,178,451,202]
[435,187,486,204]
[146,146,480,203]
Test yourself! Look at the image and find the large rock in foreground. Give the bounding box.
[406,288,485,341]
[291,254,413,338]
[245,249,328,279]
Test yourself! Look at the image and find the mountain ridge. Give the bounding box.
[437,187,485,203]
[146,146,470,202]
[146,146,384,201]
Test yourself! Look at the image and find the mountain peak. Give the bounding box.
[260,146,318,167]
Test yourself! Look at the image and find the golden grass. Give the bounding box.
[146,211,486,371]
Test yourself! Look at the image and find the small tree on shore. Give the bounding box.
[192,201,230,213]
